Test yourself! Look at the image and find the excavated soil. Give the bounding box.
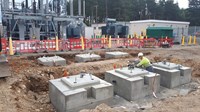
[0,46,200,112]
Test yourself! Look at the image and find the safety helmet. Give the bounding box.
[138,52,143,57]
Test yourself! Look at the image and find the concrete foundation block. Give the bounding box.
[105,51,129,59]
[180,67,192,85]
[153,62,192,89]
[49,74,113,112]
[153,66,180,88]
[105,67,160,101]
[75,54,101,62]
[38,56,66,66]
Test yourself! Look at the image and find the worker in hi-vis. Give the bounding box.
[136,52,153,72]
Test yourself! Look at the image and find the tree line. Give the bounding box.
[73,0,200,26]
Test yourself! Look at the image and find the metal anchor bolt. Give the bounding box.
[74,77,77,83]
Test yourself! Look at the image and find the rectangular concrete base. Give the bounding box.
[75,54,101,62]
[37,56,66,66]
[0,62,11,78]
[0,55,10,78]
[105,52,129,59]
[153,66,180,88]
[105,67,160,101]
[153,62,192,89]
[49,74,113,112]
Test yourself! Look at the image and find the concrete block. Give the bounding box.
[153,62,180,70]
[75,54,101,62]
[105,67,160,101]
[38,56,66,66]
[153,62,192,89]
[153,66,180,88]
[49,74,113,112]
[105,51,129,59]
[180,67,192,85]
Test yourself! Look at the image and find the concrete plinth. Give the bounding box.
[49,74,113,112]
[75,54,101,62]
[37,56,66,66]
[105,67,160,101]
[153,62,191,89]
[105,52,129,59]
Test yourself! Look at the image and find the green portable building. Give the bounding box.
[146,27,173,39]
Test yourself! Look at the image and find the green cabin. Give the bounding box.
[146,27,173,39]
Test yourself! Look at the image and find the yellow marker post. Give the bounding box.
[108,36,112,48]
[101,35,103,44]
[9,37,14,55]
[145,35,148,39]
[193,36,196,45]
[81,36,85,50]
[117,35,120,45]
[127,35,130,44]
[134,33,137,38]
[55,36,59,51]
[130,35,133,45]
[188,36,192,45]
[140,36,144,39]
[181,36,185,46]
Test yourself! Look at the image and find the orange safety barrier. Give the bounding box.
[0,37,174,54]
[158,38,174,47]
[111,38,128,48]
[68,38,82,50]
[89,38,106,49]
[39,39,57,51]
[12,40,39,53]
[140,38,157,48]
[59,39,69,51]
[1,38,8,54]
[128,38,141,48]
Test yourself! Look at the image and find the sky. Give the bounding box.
[177,0,189,9]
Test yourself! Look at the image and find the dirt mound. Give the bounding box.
[27,74,49,92]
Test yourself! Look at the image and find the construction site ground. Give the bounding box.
[1,45,200,112]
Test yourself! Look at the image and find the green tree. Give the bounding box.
[187,0,200,25]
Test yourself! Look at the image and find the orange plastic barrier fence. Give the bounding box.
[1,38,8,54]
[140,38,157,48]
[68,38,82,50]
[0,37,174,54]
[88,38,106,49]
[158,38,174,47]
[12,40,39,53]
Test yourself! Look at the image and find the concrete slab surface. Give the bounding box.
[38,56,66,66]
[105,51,129,59]
[75,54,101,62]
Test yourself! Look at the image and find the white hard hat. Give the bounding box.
[138,52,143,57]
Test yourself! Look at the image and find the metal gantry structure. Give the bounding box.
[1,0,86,40]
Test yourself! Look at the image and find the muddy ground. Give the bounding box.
[0,46,200,112]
